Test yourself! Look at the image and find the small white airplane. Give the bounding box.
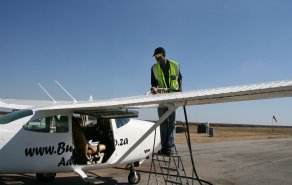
[1,80,292,184]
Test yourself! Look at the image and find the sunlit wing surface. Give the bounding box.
[0,99,57,112]
[1,99,53,107]
[30,80,292,111]
[0,99,74,111]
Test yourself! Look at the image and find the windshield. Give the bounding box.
[0,109,33,124]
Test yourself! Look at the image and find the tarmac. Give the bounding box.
[1,138,292,185]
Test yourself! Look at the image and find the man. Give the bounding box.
[151,47,182,155]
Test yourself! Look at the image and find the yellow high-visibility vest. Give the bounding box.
[152,60,180,93]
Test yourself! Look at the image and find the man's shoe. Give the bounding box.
[164,151,172,156]
[157,149,166,155]
[164,149,177,156]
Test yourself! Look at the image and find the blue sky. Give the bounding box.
[1,0,292,125]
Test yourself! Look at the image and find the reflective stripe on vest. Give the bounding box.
[152,60,179,93]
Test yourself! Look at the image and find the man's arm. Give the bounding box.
[151,66,159,94]
[151,66,158,87]
[178,72,182,91]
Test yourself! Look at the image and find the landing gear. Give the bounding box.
[128,171,141,184]
[36,173,56,182]
[128,164,141,184]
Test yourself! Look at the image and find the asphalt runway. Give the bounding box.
[1,138,292,185]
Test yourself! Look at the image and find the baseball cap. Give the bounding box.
[153,47,166,57]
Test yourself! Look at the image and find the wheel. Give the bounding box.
[36,173,56,182]
[128,171,141,184]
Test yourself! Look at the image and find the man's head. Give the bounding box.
[153,47,166,64]
[153,47,166,57]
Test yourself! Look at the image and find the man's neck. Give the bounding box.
[160,59,168,65]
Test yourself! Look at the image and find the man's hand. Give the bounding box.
[151,87,159,94]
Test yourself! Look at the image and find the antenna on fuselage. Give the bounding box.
[54,80,78,103]
[37,82,57,103]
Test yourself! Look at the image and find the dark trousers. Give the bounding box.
[158,107,176,152]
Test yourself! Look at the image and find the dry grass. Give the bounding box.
[176,125,292,144]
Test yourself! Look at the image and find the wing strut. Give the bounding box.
[37,82,56,103]
[55,80,78,103]
[117,104,177,163]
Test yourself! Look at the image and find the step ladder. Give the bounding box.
[147,150,190,185]
[146,105,212,185]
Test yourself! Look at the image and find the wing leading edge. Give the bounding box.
[32,80,292,111]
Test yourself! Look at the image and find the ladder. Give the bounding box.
[147,106,211,185]
[148,150,189,185]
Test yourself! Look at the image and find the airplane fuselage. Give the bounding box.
[0,108,160,174]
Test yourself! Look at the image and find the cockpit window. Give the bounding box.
[23,115,69,133]
[0,109,33,124]
[115,118,130,128]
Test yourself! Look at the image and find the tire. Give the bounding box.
[36,173,56,182]
[128,171,141,184]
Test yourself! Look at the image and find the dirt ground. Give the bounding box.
[175,124,292,144]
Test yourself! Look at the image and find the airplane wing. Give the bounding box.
[31,80,292,111]
[0,99,55,112]
[0,99,33,112]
